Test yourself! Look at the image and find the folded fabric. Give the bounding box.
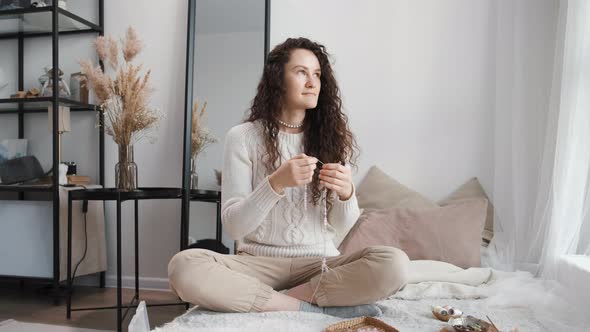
[338,198,488,268]
[407,260,492,285]
[387,260,493,300]
[393,281,486,300]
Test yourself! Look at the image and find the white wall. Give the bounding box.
[0,0,540,289]
[101,0,188,288]
[271,0,496,201]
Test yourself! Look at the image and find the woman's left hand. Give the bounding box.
[319,163,354,201]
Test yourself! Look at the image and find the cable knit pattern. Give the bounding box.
[221,121,361,257]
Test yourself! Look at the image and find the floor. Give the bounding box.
[0,280,186,331]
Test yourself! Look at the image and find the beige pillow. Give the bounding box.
[338,199,488,268]
[438,177,494,244]
[356,166,437,210]
[356,167,494,245]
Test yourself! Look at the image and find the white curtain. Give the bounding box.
[487,0,590,279]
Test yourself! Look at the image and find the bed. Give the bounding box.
[148,257,587,332]
[141,171,589,331]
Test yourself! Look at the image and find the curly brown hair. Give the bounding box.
[246,37,359,206]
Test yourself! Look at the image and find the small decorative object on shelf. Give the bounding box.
[30,1,48,7]
[40,67,71,97]
[28,0,67,9]
[9,88,40,98]
[10,91,26,98]
[69,72,88,103]
[190,99,216,189]
[63,161,76,175]
[81,26,162,191]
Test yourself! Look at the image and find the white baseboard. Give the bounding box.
[104,275,171,291]
[74,274,171,291]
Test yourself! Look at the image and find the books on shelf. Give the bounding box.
[36,175,91,186]
[67,175,90,185]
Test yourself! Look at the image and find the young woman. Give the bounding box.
[168,38,409,317]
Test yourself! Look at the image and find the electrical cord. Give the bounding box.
[70,184,89,284]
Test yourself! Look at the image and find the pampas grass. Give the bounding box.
[80,26,161,147]
[191,99,217,159]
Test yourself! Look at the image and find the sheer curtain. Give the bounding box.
[487,0,590,279]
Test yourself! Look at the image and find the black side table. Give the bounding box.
[66,187,183,332]
[188,189,222,246]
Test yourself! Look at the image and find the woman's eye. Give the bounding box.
[314,73,321,78]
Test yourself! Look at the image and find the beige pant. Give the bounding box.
[168,246,409,313]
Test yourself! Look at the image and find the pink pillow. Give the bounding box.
[338,199,487,268]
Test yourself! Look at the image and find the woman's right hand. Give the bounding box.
[269,153,318,194]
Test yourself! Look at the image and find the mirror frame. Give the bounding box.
[180,0,271,251]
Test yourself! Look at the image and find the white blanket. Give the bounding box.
[407,260,492,286]
[395,260,492,300]
[152,262,589,332]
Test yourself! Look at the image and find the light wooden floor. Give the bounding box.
[0,280,186,331]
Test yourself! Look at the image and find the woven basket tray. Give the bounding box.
[324,316,399,332]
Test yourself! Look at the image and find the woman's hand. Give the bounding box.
[319,163,354,200]
[269,154,317,194]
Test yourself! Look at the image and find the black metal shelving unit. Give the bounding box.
[0,2,105,299]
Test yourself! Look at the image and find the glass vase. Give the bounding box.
[190,155,199,190]
[115,144,138,191]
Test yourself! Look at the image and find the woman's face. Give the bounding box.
[282,48,321,111]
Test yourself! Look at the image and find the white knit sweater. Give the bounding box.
[221,121,361,257]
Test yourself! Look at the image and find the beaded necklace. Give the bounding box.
[303,159,331,302]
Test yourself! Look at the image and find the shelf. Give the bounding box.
[0,184,53,192]
[189,189,221,201]
[69,187,183,201]
[0,6,101,39]
[0,97,98,114]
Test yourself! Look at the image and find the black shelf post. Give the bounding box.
[98,0,106,289]
[51,2,61,298]
[17,35,24,201]
[99,0,105,188]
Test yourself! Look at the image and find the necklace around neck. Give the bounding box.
[277,119,303,129]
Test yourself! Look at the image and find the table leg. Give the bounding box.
[117,199,122,332]
[135,199,139,299]
[66,194,72,319]
[216,201,222,243]
[180,195,188,251]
